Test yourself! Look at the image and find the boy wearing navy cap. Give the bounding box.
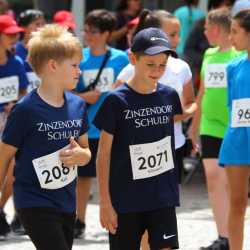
[94,27,181,250]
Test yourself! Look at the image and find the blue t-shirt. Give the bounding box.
[219,55,250,165]
[15,41,32,72]
[174,6,205,56]
[0,52,29,111]
[2,90,89,213]
[76,47,129,139]
[93,83,182,213]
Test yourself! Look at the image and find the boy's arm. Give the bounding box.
[60,135,91,167]
[96,130,117,235]
[0,142,17,189]
[174,78,197,122]
[188,79,204,147]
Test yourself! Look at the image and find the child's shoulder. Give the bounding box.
[204,47,220,57]
[109,47,127,57]
[227,54,248,71]
[7,52,24,66]
[64,91,87,106]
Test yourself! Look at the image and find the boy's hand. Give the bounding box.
[60,137,86,167]
[100,201,117,235]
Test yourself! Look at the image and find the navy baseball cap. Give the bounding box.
[131,27,177,57]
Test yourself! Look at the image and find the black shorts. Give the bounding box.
[200,135,222,159]
[77,139,99,177]
[175,145,185,184]
[18,207,75,250]
[109,207,179,250]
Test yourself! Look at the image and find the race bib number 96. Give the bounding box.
[204,64,227,88]
[129,136,174,180]
[231,98,250,128]
[0,76,19,104]
[32,145,77,189]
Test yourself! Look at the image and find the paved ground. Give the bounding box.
[1,166,250,250]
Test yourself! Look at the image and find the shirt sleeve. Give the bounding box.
[93,94,118,135]
[2,102,31,148]
[116,64,135,82]
[172,89,183,115]
[181,62,192,85]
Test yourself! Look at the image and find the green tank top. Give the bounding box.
[200,47,244,138]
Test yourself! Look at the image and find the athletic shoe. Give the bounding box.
[0,210,10,240]
[74,219,86,239]
[10,214,26,235]
[200,237,229,250]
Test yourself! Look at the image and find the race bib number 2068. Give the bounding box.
[32,145,77,189]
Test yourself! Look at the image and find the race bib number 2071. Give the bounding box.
[129,136,174,180]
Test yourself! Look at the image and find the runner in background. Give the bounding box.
[53,10,76,34]
[109,0,142,50]
[0,24,91,250]
[74,9,129,239]
[16,9,45,93]
[0,14,28,240]
[219,9,250,250]
[174,0,205,57]
[189,7,244,250]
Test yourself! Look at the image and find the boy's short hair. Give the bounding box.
[207,7,232,33]
[27,24,82,74]
[85,9,116,32]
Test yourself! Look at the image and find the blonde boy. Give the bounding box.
[0,24,91,250]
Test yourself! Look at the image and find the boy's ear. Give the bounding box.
[128,51,137,66]
[47,59,59,72]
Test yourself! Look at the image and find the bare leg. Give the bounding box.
[141,231,150,250]
[0,159,14,209]
[76,177,92,223]
[203,159,229,237]
[226,166,250,250]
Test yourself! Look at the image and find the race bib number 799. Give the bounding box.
[129,136,174,180]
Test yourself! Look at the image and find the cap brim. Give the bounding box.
[57,21,76,29]
[144,46,177,58]
[3,26,24,34]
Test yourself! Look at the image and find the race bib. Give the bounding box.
[32,145,77,190]
[231,98,250,128]
[129,136,174,180]
[27,72,41,93]
[204,64,227,88]
[0,76,19,104]
[83,68,114,93]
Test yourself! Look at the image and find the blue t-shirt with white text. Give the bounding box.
[2,90,89,213]
[76,47,129,139]
[94,83,182,213]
